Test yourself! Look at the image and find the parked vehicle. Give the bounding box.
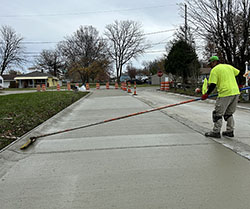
[126,79,145,85]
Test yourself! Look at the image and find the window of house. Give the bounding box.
[28,80,33,85]
[36,79,45,84]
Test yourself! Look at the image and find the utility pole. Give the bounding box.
[185,4,188,42]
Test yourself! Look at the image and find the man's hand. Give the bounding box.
[201,93,208,100]
[243,70,250,78]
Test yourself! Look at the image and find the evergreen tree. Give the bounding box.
[165,40,200,84]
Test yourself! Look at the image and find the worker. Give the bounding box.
[202,56,240,138]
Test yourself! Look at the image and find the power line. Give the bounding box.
[23,52,41,54]
[144,29,176,36]
[17,30,175,57]
[150,42,168,46]
[21,41,58,44]
[17,29,176,45]
[0,4,177,18]
[149,35,174,46]
[145,50,166,53]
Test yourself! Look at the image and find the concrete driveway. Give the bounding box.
[1,89,250,209]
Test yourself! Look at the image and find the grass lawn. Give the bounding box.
[168,87,250,103]
[0,91,88,150]
[169,87,202,97]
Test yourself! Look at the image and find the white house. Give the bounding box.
[2,74,16,88]
[150,73,169,85]
[199,68,211,83]
[0,76,3,89]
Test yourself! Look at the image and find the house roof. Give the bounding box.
[14,71,58,80]
[2,74,17,81]
[200,68,211,75]
[15,71,53,78]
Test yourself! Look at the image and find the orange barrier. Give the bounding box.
[106,82,109,89]
[115,82,119,89]
[160,82,164,91]
[127,82,132,93]
[67,83,71,91]
[86,83,89,90]
[124,82,127,91]
[57,84,60,91]
[36,85,40,92]
[42,84,46,91]
[96,83,100,89]
[165,81,170,91]
[134,82,137,95]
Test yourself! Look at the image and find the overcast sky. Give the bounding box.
[0,0,184,72]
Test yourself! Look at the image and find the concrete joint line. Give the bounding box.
[31,142,214,155]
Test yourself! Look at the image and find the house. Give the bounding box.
[199,68,211,82]
[14,71,59,88]
[150,73,169,85]
[0,76,3,89]
[120,75,131,82]
[2,74,17,88]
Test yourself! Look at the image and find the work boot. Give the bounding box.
[222,131,234,137]
[205,131,221,138]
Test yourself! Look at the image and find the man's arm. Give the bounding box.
[206,83,216,95]
[202,83,216,100]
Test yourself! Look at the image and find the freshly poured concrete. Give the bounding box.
[1,89,250,209]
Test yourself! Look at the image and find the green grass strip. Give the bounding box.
[0,91,88,150]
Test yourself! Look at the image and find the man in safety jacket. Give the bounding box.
[202,56,240,138]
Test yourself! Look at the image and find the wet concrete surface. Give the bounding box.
[1,88,250,208]
[136,88,250,160]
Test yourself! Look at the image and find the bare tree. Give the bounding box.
[35,49,64,77]
[104,20,149,83]
[143,58,165,76]
[0,25,25,75]
[181,0,250,83]
[58,25,111,83]
[173,25,195,46]
[8,69,21,75]
[126,63,138,79]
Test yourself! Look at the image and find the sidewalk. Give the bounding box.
[0,90,37,95]
[237,101,250,110]
[2,89,250,208]
[136,88,250,161]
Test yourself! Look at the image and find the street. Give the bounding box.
[1,88,250,209]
